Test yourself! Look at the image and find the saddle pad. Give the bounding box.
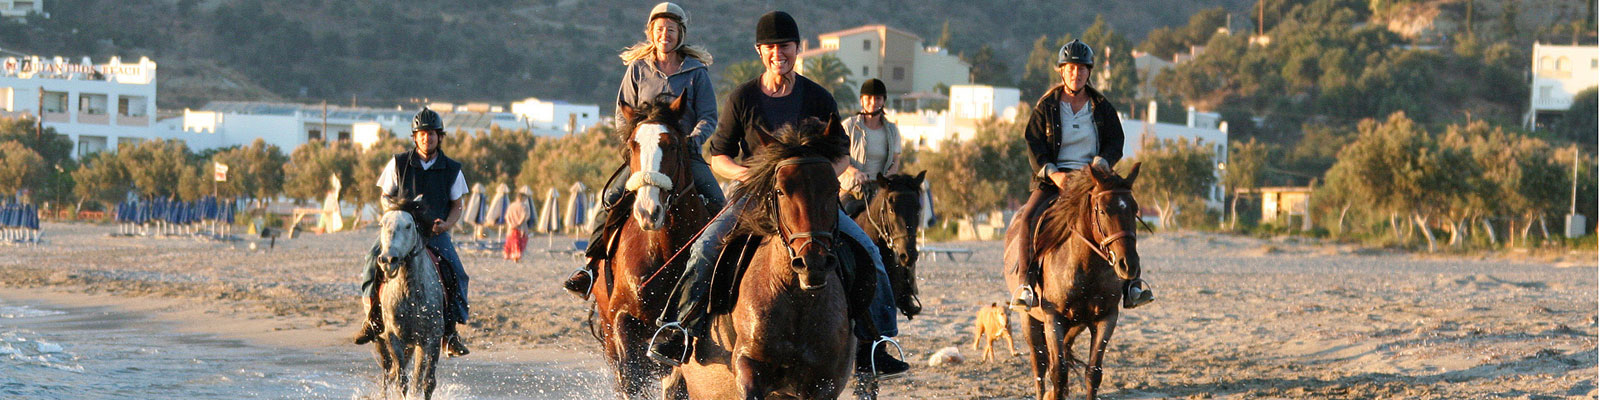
[708,234,760,316]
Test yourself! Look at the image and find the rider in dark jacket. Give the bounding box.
[1008,40,1153,310]
[352,107,472,357]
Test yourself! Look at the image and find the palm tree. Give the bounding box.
[803,54,857,110]
[717,59,763,100]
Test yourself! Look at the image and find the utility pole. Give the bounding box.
[35,87,44,139]
[321,100,328,144]
[1257,0,1264,37]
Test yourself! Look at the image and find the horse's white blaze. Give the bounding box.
[633,123,670,230]
[1117,198,1127,211]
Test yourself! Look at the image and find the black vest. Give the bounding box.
[393,151,462,224]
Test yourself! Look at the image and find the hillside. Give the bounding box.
[0,0,1254,110]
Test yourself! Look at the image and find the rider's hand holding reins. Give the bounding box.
[1049,171,1070,190]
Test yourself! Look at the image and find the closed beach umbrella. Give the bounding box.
[564,182,589,232]
[483,183,511,226]
[537,187,563,234]
[515,186,536,229]
[462,183,486,226]
[920,178,935,229]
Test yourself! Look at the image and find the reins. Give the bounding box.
[768,157,839,260]
[1072,188,1135,262]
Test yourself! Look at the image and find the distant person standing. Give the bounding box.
[353,107,472,357]
[563,1,723,298]
[838,78,903,217]
[1008,39,1151,310]
[503,186,532,262]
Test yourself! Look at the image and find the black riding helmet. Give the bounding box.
[860,78,887,97]
[755,11,799,45]
[1057,39,1094,68]
[412,107,445,133]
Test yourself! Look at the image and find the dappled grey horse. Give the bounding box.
[371,196,446,400]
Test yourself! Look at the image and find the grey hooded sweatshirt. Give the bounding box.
[616,56,718,159]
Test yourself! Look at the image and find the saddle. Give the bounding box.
[592,191,638,260]
[706,230,878,327]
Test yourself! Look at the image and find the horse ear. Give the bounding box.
[1125,161,1142,184]
[876,172,889,184]
[824,114,842,138]
[668,90,688,116]
[914,170,926,185]
[411,194,425,204]
[618,102,637,124]
[754,128,777,148]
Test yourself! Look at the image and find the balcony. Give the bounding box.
[78,113,109,125]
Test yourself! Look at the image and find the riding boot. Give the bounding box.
[566,191,626,300]
[1123,279,1154,309]
[443,322,470,357]
[855,339,910,377]
[351,291,383,345]
[562,258,598,300]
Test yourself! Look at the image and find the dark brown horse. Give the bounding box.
[672,119,859,399]
[1002,160,1142,400]
[590,93,716,398]
[853,171,927,319]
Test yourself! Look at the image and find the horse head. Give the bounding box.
[378,194,429,278]
[1085,158,1142,279]
[619,92,691,231]
[871,171,926,316]
[733,117,848,291]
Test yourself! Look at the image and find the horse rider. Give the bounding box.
[353,107,471,357]
[838,78,903,217]
[1009,39,1153,310]
[648,11,911,377]
[563,1,724,299]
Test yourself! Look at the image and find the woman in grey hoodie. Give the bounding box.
[565,2,723,298]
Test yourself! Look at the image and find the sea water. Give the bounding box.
[0,298,612,399]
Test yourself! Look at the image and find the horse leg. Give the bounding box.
[1085,319,1118,400]
[414,338,441,400]
[1041,315,1070,400]
[659,367,688,400]
[373,337,394,396]
[1060,325,1086,400]
[615,314,655,399]
[388,337,409,397]
[1024,316,1049,399]
[733,354,767,400]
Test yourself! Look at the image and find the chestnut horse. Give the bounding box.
[1002,161,1142,400]
[589,93,716,398]
[671,119,858,399]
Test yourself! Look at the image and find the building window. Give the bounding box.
[893,66,905,81]
[863,40,871,51]
[1557,56,1569,71]
[338,131,351,142]
[308,129,323,141]
[1592,58,1597,69]
[42,91,67,113]
[1540,86,1552,102]
[79,94,108,114]
[118,96,148,117]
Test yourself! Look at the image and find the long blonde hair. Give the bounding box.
[619,41,713,66]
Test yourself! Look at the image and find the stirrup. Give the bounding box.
[1011,285,1038,309]
[563,268,593,298]
[647,322,691,366]
[869,336,907,379]
[1124,280,1155,309]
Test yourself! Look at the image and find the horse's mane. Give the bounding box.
[1033,170,1101,254]
[730,118,848,235]
[385,196,434,237]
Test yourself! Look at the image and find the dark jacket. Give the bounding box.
[392,150,462,225]
[1023,84,1124,183]
[707,75,845,162]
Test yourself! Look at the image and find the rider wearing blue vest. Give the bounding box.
[352,107,471,357]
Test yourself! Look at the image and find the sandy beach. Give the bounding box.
[1,222,1594,399]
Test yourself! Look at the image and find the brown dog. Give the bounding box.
[972,302,1016,362]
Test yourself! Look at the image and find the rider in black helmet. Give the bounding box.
[1009,39,1153,310]
[352,106,473,357]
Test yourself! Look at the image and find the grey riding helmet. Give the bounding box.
[648,2,687,51]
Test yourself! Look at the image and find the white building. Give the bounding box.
[796,24,970,110]
[1525,43,1599,131]
[894,84,1021,150]
[1130,50,1175,101]
[1,55,158,157]
[1124,101,1229,210]
[509,97,600,136]
[181,101,539,152]
[0,0,42,20]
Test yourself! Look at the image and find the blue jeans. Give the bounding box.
[664,196,897,340]
[360,232,469,324]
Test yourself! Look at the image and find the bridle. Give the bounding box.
[1074,188,1135,263]
[627,122,700,215]
[865,187,915,258]
[768,156,839,261]
[382,210,427,280]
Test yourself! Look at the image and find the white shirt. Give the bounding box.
[1054,100,1099,171]
[376,156,469,201]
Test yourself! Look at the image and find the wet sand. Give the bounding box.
[1,222,1594,399]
